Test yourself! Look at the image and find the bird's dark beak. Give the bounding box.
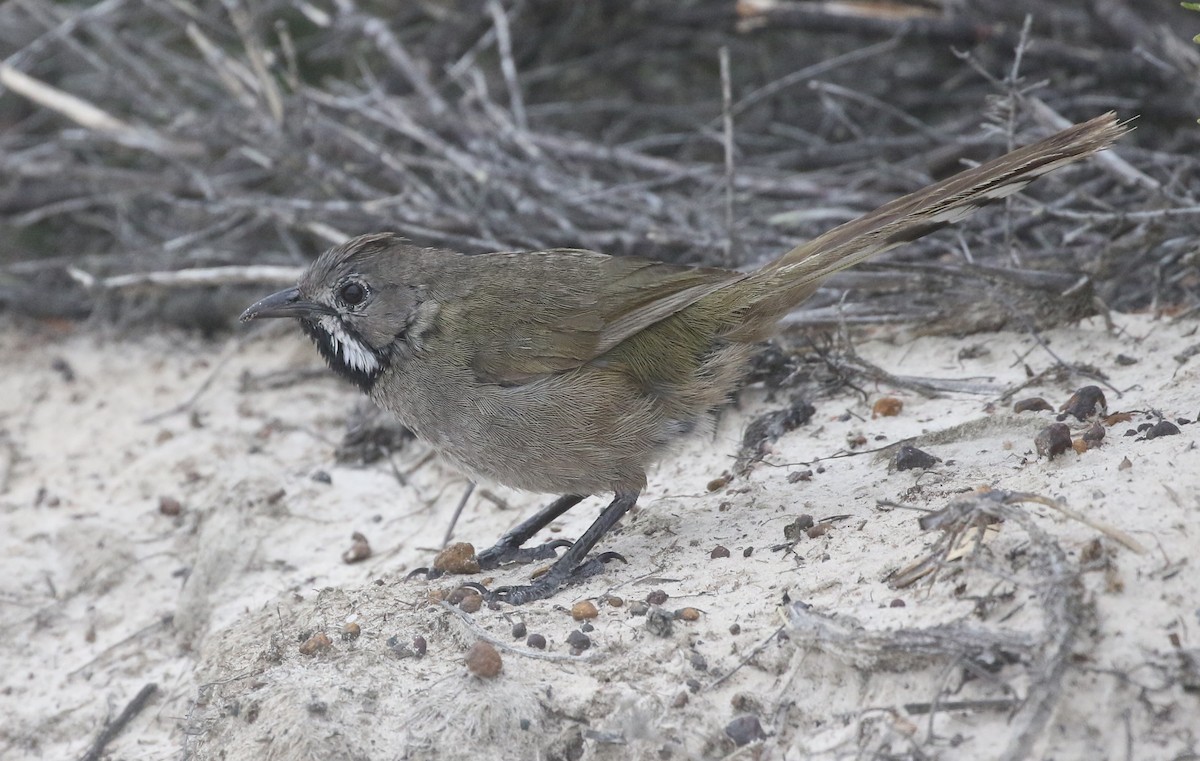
[240,287,328,322]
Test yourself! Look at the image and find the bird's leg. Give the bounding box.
[489,489,638,605]
[472,493,584,569]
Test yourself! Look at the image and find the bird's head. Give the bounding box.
[240,233,437,391]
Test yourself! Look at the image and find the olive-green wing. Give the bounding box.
[458,249,738,385]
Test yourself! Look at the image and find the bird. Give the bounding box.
[241,113,1127,604]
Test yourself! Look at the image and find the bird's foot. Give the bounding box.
[487,551,627,605]
[476,538,574,570]
[407,538,574,580]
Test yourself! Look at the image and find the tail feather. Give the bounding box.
[727,112,1129,335]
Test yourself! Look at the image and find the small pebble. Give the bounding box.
[786,469,813,483]
[342,531,372,564]
[672,691,689,708]
[742,547,753,558]
[646,606,674,637]
[311,470,332,484]
[433,543,480,575]
[1144,420,1181,440]
[729,623,741,635]
[299,632,332,656]
[646,589,669,605]
[731,693,762,713]
[1013,397,1053,414]
[675,607,701,622]
[158,496,182,516]
[1035,423,1072,459]
[686,678,701,693]
[1082,421,1106,445]
[806,523,832,539]
[872,397,903,418]
[628,601,649,616]
[889,598,906,608]
[1061,386,1107,421]
[580,622,594,632]
[387,636,413,658]
[1115,354,1138,365]
[511,621,527,639]
[465,641,502,678]
[526,633,547,650]
[341,622,361,641]
[892,444,940,471]
[725,715,766,747]
[687,651,708,671]
[783,514,815,542]
[571,600,598,620]
[459,592,483,613]
[710,545,730,559]
[605,595,624,608]
[566,630,591,653]
[412,635,427,656]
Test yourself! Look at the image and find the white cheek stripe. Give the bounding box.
[319,316,380,375]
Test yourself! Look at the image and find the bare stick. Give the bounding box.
[719,46,736,263]
[0,64,199,156]
[68,264,303,291]
[488,0,526,132]
[441,481,476,548]
[78,683,158,761]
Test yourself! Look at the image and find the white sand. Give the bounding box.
[1,313,1196,760]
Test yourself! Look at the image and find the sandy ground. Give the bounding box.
[1,312,1197,760]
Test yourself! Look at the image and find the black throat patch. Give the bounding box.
[299,317,385,393]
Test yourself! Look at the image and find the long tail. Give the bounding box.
[726,112,1129,337]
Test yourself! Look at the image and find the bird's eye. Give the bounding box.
[339,282,366,306]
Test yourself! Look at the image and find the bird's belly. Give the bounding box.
[372,366,683,495]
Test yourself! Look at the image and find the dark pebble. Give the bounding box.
[1013,397,1053,414]
[892,444,941,471]
[787,469,813,483]
[1082,421,1105,445]
[646,589,669,605]
[710,545,730,559]
[628,601,649,616]
[646,606,674,638]
[890,598,906,608]
[1061,386,1107,421]
[743,547,753,558]
[1034,423,1072,459]
[1115,354,1138,365]
[511,621,527,639]
[729,623,741,635]
[311,470,332,484]
[526,633,546,650]
[1144,421,1181,440]
[725,715,766,746]
[566,630,591,652]
[412,635,427,656]
[686,678,701,693]
[688,651,708,671]
[783,514,815,541]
